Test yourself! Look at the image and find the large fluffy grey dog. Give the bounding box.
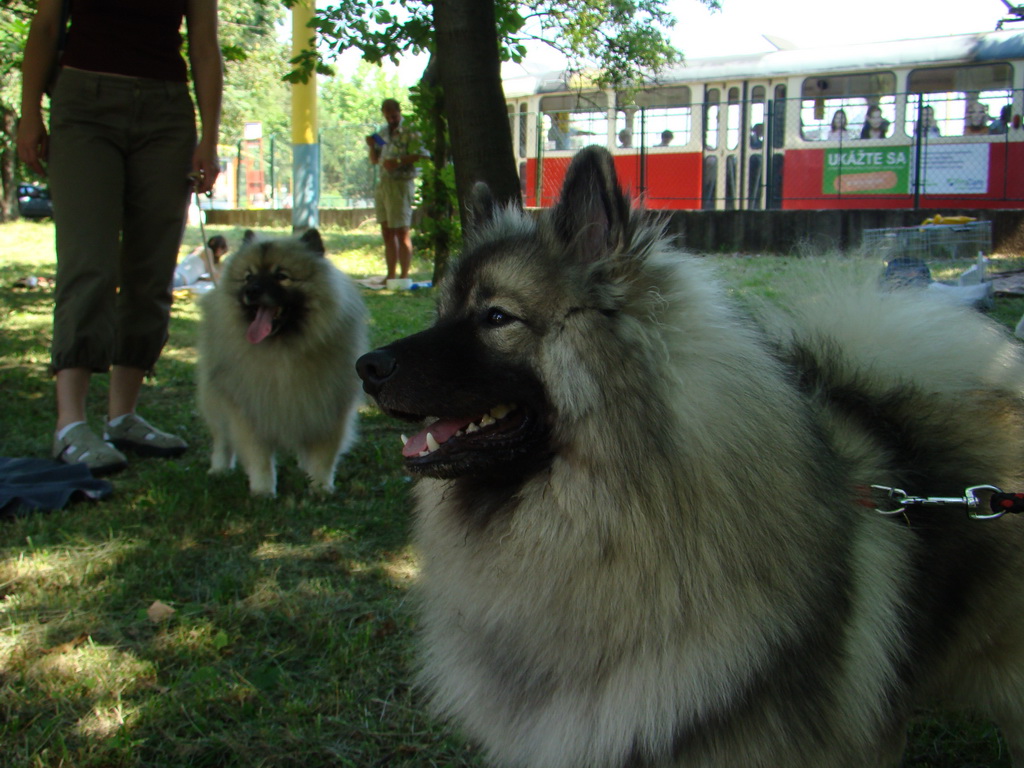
[198,229,367,496]
[356,147,1024,768]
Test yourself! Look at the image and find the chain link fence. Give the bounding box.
[218,122,380,211]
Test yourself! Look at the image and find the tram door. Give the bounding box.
[701,81,771,210]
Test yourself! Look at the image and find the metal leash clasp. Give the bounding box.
[870,484,1005,520]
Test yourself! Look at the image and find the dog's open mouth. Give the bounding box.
[394,403,549,478]
[402,403,519,457]
[245,305,283,344]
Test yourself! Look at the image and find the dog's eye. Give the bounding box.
[485,307,517,327]
[274,268,291,282]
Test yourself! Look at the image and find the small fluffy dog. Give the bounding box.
[357,147,1024,768]
[197,229,367,496]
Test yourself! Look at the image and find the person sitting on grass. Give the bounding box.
[173,235,228,289]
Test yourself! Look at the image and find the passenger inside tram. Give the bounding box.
[546,112,597,150]
[750,123,764,148]
[916,105,941,137]
[963,100,990,135]
[860,106,890,139]
[827,109,856,140]
[989,104,1013,134]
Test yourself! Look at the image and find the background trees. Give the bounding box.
[318,63,404,207]
[292,0,698,275]
[298,0,693,209]
[0,0,700,238]
[0,1,38,220]
[0,0,410,220]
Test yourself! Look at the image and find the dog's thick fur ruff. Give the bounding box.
[357,147,1024,768]
[198,229,367,496]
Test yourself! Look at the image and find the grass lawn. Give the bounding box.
[1,219,1021,767]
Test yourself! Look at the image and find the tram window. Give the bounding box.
[801,72,896,100]
[905,95,1010,137]
[636,107,692,147]
[749,89,766,211]
[616,109,694,148]
[518,104,528,157]
[540,92,609,151]
[906,63,1013,137]
[908,63,1012,95]
[799,72,896,142]
[772,84,787,149]
[616,107,638,149]
[749,86,766,150]
[704,88,720,150]
[800,98,897,142]
[726,87,740,151]
[621,86,693,148]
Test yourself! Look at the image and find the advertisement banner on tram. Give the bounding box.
[917,144,990,195]
[822,147,911,195]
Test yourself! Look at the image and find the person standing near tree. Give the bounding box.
[366,98,428,283]
[17,0,222,474]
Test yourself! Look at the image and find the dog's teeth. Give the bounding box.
[401,434,409,446]
[426,432,441,452]
[466,423,480,434]
[491,404,511,419]
[480,414,496,427]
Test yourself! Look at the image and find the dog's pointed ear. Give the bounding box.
[299,228,326,257]
[242,229,257,246]
[552,146,630,264]
[466,181,496,235]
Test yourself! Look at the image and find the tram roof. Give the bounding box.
[509,30,1024,96]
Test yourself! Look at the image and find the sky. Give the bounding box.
[361,0,1020,86]
[666,0,1013,59]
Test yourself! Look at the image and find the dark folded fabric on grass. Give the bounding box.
[0,457,113,516]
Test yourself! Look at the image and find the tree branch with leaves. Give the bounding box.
[282,0,713,276]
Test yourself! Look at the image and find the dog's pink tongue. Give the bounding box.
[402,418,471,457]
[246,307,274,344]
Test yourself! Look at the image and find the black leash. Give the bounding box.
[188,172,214,285]
[869,484,1024,520]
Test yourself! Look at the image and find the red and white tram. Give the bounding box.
[504,30,1024,211]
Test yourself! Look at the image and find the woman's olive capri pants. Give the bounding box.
[47,67,196,374]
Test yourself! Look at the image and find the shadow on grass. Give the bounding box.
[0,257,482,767]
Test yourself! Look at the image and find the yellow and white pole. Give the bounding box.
[291,0,319,232]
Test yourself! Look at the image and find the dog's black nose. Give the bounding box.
[356,349,397,395]
[242,277,263,306]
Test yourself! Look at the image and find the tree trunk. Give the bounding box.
[432,0,521,233]
[1,105,17,222]
[428,97,452,283]
[417,57,454,283]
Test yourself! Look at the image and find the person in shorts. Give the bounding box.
[366,98,428,282]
